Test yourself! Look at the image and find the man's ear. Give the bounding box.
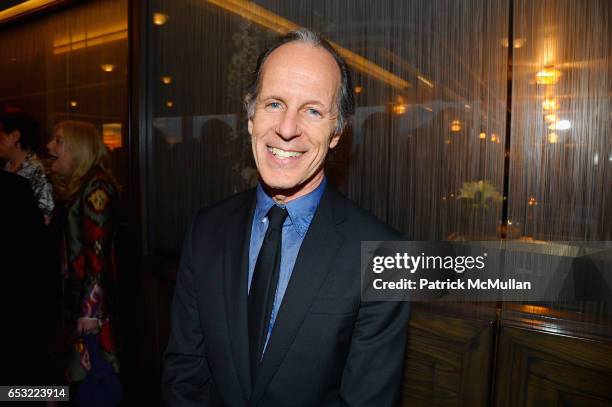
[248,118,253,136]
[329,130,342,149]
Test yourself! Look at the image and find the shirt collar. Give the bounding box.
[254,177,327,237]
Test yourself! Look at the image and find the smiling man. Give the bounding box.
[163,29,410,406]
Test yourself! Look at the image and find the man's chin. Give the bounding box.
[260,179,300,193]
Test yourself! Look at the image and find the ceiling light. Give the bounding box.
[100,64,115,72]
[501,37,527,48]
[542,98,558,111]
[153,12,168,25]
[392,104,407,115]
[536,66,561,85]
[549,120,571,130]
[450,120,461,132]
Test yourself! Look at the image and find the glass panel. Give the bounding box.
[509,0,612,241]
[146,0,510,252]
[0,0,129,188]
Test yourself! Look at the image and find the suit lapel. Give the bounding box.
[250,187,346,405]
[223,190,256,402]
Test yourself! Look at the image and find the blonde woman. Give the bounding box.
[47,120,120,384]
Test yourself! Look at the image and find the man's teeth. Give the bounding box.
[268,147,303,158]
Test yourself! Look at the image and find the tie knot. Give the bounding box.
[266,205,288,230]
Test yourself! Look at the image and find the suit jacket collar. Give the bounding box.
[222,185,348,404]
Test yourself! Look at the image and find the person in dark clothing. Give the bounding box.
[0,171,59,385]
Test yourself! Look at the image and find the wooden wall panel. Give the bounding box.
[401,304,496,407]
[494,326,612,407]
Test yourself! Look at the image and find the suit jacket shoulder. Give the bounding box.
[190,188,255,245]
[323,185,401,241]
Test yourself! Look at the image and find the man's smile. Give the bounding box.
[267,146,305,159]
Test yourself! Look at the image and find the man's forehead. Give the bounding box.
[259,42,341,101]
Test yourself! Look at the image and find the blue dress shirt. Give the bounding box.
[248,178,327,352]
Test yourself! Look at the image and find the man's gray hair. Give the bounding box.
[244,28,355,134]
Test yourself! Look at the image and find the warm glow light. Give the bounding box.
[206,0,410,90]
[491,134,497,142]
[528,196,538,206]
[417,75,434,88]
[479,132,487,139]
[464,104,471,109]
[450,120,461,132]
[544,113,558,123]
[153,12,168,25]
[513,38,527,48]
[549,120,571,130]
[354,85,363,94]
[161,76,173,84]
[166,101,174,108]
[53,24,127,55]
[102,123,122,151]
[392,104,407,115]
[536,66,561,85]
[501,37,527,48]
[542,98,558,111]
[548,133,559,143]
[69,101,78,107]
[100,64,115,72]
[0,0,59,23]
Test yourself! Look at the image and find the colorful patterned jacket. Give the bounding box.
[60,167,119,381]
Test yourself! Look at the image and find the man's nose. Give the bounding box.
[276,109,300,140]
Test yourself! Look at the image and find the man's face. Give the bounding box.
[248,42,341,201]
[0,127,19,160]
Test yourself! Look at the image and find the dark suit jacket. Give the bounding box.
[163,185,410,406]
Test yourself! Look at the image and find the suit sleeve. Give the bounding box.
[162,218,212,406]
[339,298,411,406]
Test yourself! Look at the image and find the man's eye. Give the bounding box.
[307,108,321,117]
[267,102,281,109]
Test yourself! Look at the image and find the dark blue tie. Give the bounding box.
[248,204,287,385]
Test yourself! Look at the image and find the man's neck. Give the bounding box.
[265,172,325,205]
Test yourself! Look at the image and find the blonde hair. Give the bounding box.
[52,120,117,201]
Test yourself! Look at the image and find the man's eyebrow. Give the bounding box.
[259,96,328,109]
[301,100,326,107]
[259,95,286,102]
